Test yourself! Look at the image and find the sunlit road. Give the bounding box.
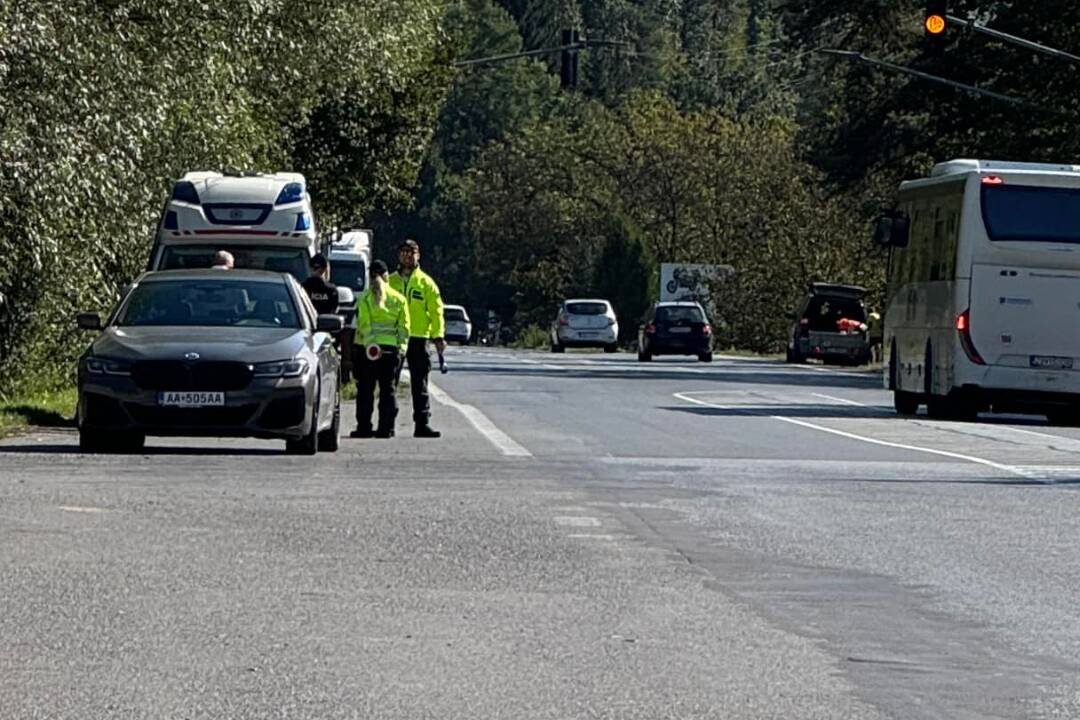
[5,347,1080,718]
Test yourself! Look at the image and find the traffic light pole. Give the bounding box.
[946,15,1080,65]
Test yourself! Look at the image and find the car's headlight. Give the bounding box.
[252,359,308,378]
[83,357,132,376]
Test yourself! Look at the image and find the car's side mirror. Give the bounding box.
[874,212,910,248]
[316,314,345,333]
[77,312,102,331]
[336,286,355,309]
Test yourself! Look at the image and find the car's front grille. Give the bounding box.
[125,403,259,427]
[132,361,253,391]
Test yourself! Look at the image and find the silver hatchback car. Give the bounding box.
[550,299,619,353]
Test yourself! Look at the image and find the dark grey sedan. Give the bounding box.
[76,269,343,454]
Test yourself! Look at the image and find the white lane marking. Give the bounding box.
[517,357,566,371]
[554,516,601,527]
[59,506,108,513]
[567,534,616,540]
[428,382,532,458]
[673,391,1037,480]
[812,393,1080,453]
[812,392,886,409]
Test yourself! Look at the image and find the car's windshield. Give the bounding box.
[117,279,301,328]
[982,184,1080,243]
[159,245,309,282]
[445,308,467,322]
[566,302,608,315]
[656,306,705,324]
[329,260,366,292]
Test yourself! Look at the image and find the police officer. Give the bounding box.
[301,253,339,315]
[351,260,410,439]
[389,239,445,438]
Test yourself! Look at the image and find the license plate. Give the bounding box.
[158,391,225,407]
[1030,355,1074,370]
[669,327,691,334]
[579,331,598,338]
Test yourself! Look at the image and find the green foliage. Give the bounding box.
[514,324,550,349]
[0,1,450,394]
[466,90,881,350]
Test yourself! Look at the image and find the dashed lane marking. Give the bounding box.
[428,382,532,458]
[553,516,602,527]
[673,391,1039,481]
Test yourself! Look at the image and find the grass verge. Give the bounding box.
[0,387,77,438]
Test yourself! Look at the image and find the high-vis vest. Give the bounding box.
[388,267,444,340]
[356,286,410,353]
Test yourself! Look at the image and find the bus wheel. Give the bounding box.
[1047,407,1080,426]
[894,391,919,415]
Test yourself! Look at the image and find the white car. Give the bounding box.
[550,299,619,353]
[444,305,472,344]
[149,170,318,282]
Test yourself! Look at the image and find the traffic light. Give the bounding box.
[560,29,580,89]
[924,0,947,37]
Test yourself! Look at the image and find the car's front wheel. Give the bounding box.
[318,382,341,452]
[287,383,320,455]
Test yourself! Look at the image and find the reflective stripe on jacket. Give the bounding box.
[356,286,410,353]
[388,267,444,340]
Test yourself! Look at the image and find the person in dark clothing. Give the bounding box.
[301,253,339,316]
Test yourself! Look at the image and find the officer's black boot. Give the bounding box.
[350,427,374,439]
[414,424,441,438]
[375,426,395,439]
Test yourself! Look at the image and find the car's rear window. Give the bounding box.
[445,308,467,322]
[656,306,705,324]
[566,302,609,315]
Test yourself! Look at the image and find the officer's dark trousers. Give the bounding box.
[353,347,398,432]
[405,337,431,425]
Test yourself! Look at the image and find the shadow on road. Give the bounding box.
[0,443,286,456]
[661,404,892,420]
[450,363,883,389]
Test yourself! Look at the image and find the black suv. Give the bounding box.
[785,283,871,365]
[638,301,713,362]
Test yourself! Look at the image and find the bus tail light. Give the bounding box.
[956,309,986,365]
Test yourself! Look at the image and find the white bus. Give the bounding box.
[880,159,1080,423]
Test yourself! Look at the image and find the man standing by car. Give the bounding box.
[389,239,445,438]
[301,253,339,316]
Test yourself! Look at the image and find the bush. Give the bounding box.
[515,324,550,349]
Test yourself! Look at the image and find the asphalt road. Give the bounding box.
[4,347,1080,718]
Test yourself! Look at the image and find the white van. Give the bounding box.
[148,170,319,282]
[880,159,1080,422]
[328,229,371,298]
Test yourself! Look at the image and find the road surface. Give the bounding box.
[3,348,1080,718]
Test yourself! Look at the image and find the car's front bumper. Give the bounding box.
[78,374,314,440]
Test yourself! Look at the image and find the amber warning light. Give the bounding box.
[925,14,947,35]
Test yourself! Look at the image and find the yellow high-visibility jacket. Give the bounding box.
[388,267,444,340]
[356,286,410,353]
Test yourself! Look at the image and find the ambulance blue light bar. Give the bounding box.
[276,182,304,205]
